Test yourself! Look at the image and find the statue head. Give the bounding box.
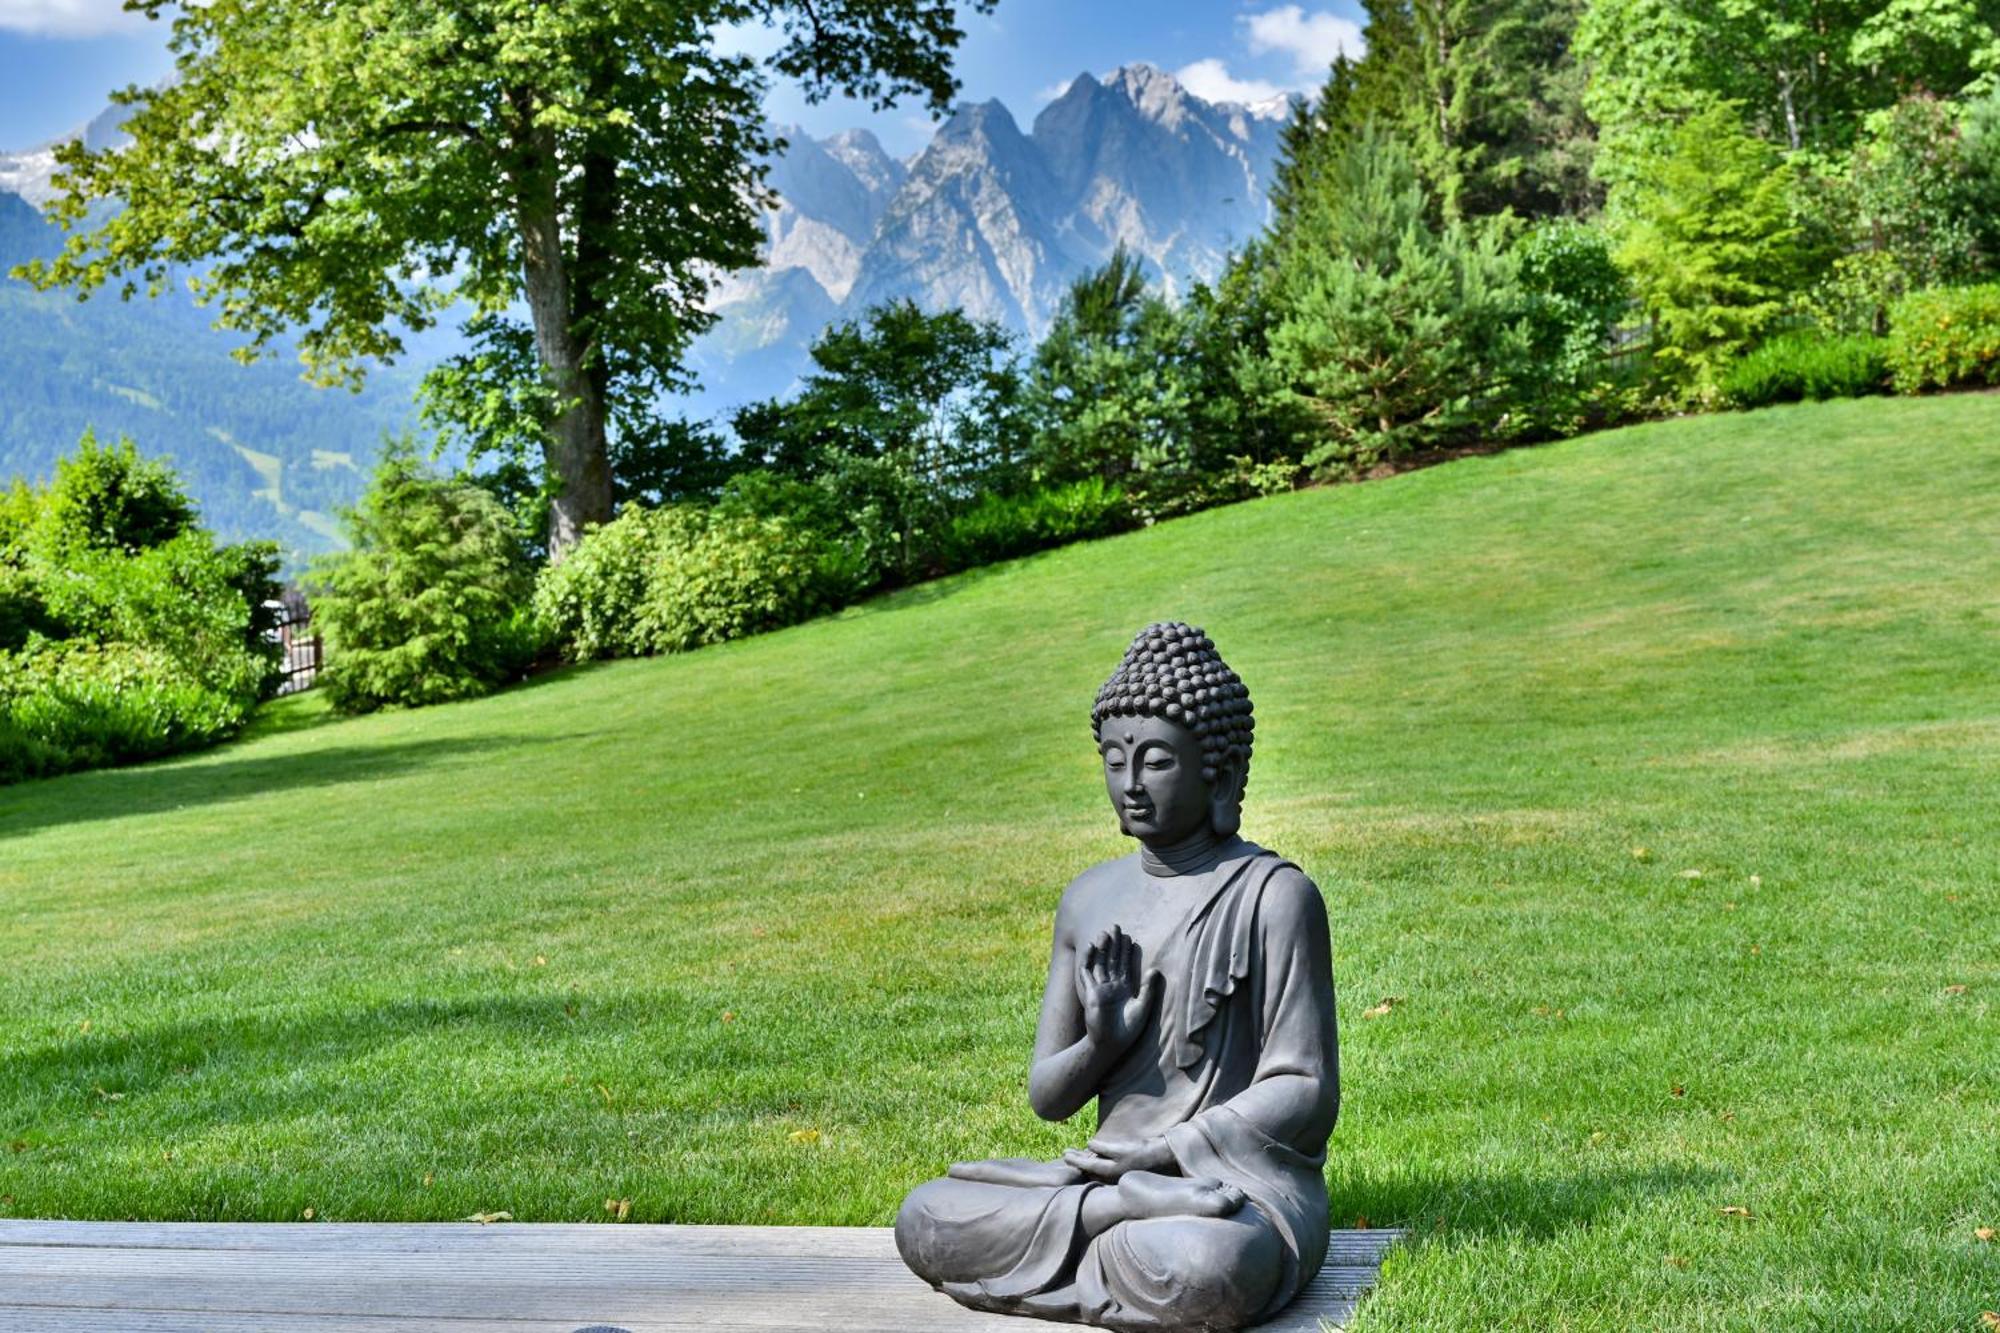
[1091,622,1255,843]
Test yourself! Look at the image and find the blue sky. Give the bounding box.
[0,1,1366,154]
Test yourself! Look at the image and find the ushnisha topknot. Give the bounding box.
[1091,621,1254,788]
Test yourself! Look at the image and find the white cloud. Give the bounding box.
[1243,5,1366,78]
[0,0,148,37]
[1036,77,1076,104]
[1173,58,1284,107]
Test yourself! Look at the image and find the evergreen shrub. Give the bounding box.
[1886,284,2000,393]
[1721,331,1891,408]
[1265,125,1526,472]
[307,445,538,712]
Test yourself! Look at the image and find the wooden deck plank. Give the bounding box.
[0,1223,1402,1332]
[0,1220,1403,1263]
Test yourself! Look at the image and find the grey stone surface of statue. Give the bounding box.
[896,622,1340,1332]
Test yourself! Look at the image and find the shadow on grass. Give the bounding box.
[0,733,581,840]
[1331,1160,1728,1244]
[3,993,657,1143]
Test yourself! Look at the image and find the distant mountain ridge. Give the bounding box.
[688,64,1288,413]
[0,64,1288,554]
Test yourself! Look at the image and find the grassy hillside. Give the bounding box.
[2,395,1996,1329]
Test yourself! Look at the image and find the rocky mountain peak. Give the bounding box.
[693,63,1288,415]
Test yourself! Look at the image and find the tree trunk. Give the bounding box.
[510,110,612,561]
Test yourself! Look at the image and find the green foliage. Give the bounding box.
[306,445,537,712]
[1279,0,1598,225]
[1578,0,2000,195]
[1808,93,2000,334]
[0,640,247,786]
[1177,249,1313,481]
[0,434,278,783]
[1885,282,2000,392]
[36,532,282,701]
[1614,103,1808,392]
[533,503,836,661]
[1265,124,1527,471]
[733,301,1025,585]
[1504,218,1633,431]
[0,566,57,656]
[0,480,36,557]
[526,507,660,661]
[636,508,831,655]
[735,301,1023,487]
[1410,0,1599,220]
[1515,220,1627,379]
[1025,250,1205,515]
[1720,331,1891,407]
[31,430,197,557]
[18,0,992,553]
[941,478,1131,569]
[1025,248,1308,521]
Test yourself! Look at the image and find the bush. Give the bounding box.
[35,531,282,697]
[535,503,835,661]
[0,640,250,785]
[714,466,897,598]
[32,430,200,557]
[307,444,537,712]
[528,506,659,661]
[943,479,1131,569]
[1886,283,2000,393]
[1721,331,1891,408]
[0,435,279,784]
[637,508,830,653]
[0,565,57,654]
[1506,219,1636,435]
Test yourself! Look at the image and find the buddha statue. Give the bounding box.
[896,622,1339,1332]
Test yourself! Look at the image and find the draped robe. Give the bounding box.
[896,840,1339,1332]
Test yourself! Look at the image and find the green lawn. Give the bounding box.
[3,395,1997,1329]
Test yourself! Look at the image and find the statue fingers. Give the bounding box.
[1062,1147,1124,1181]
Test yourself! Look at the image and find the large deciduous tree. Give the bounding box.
[1577,0,2000,198]
[18,0,992,557]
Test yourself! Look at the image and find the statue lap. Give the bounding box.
[896,1176,1284,1330]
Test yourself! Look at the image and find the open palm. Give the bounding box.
[1077,926,1157,1053]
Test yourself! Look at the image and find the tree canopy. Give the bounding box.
[18,0,993,555]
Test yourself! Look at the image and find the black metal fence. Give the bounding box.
[268,588,322,696]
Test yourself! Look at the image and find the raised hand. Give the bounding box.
[1076,925,1158,1055]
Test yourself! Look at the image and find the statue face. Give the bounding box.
[1098,713,1211,844]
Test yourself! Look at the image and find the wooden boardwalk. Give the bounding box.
[0,1220,1403,1332]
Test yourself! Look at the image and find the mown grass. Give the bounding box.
[2,395,1996,1330]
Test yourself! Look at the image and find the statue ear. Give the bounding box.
[1209,759,1244,838]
